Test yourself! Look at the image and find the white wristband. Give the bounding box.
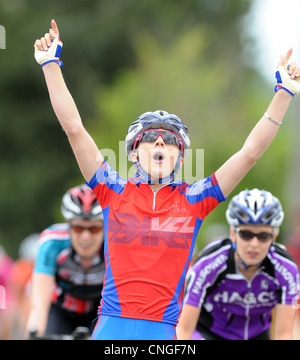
[264,112,282,126]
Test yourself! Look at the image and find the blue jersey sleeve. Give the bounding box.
[34,224,71,276]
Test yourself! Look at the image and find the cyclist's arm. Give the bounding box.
[215,90,292,198]
[273,304,296,340]
[42,63,103,182]
[26,272,54,336]
[36,20,103,182]
[176,304,200,340]
[215,49,299,198]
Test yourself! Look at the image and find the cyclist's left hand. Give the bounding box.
[275,48,300,96]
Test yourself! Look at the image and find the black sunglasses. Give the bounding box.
[235,228,274,243]
[133,130,183,154]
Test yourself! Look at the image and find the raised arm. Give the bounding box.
[34,20,103,182]
[215,49,300,198]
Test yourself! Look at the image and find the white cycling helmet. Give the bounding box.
[125,110,190,162]
[18,233,40,261]
[226,188,284,227]
[61,184,103,221]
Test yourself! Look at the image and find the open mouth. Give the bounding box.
[153,151,165,162]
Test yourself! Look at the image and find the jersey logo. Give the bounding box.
[108,212,194,249]
[213,291,276,305]
[261,280,269,290]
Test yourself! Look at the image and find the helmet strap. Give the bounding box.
[134,152,181,185]
[137,164,175,185]
[232,242,264,271]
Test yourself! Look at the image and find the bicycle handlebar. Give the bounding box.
[28,326,91,340]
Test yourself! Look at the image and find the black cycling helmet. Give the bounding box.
[61,184,103,221]
[226,188,284,227]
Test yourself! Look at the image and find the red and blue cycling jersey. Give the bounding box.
[87,161,226,326]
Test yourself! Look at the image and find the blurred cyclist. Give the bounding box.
[9,233,39,338]
[177,189,299,340]
[26,184,105,337]
[0,245,15,339]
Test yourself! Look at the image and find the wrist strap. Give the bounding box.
[274,84,294,97]
[264,112,282,126]
[41,59,63,68]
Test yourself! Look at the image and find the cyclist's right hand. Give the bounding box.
[34,19,63,68]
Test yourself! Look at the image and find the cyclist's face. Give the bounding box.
[131,128,183,180]
[70,219,104,260]
[230,225,275,268]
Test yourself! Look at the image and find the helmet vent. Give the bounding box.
[254,201,257,215]
[157,110,166,116]
[263,211,273,221]
[76,196,83,206]
[237,211,248,221]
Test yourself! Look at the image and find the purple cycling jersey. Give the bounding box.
[185,238,299,340]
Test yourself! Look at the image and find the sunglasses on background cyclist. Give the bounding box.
[235,228,274,243]
[70,225,103,234]
[133,130,184,154]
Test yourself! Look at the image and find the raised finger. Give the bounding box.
[278,48,293,66]
[51,19,59,38]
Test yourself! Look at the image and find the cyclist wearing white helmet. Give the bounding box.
[26,185,105,337]
[33,20,300,340]
[177,189,299,340]
[125,110,190,184]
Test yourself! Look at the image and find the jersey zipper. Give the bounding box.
[150,185,168,211]
[244,282,251,340]
[243,268,262,340]
[152,191,157,210]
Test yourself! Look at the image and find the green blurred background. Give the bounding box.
[1,0,299,259]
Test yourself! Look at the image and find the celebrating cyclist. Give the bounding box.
[33,19,300,340]
[26,185,105,337]
[177,189,299,340]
